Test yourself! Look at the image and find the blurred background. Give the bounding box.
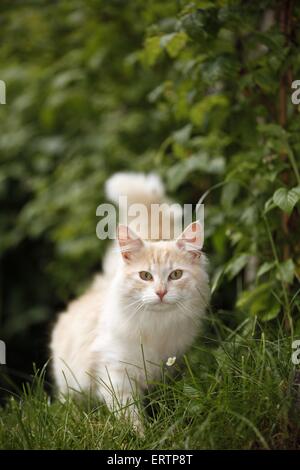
[0,0,300,399]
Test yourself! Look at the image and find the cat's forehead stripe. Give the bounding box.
[148,244,175,266]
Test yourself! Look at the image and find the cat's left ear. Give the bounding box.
[117,224,144,262]
[176,221,204,258]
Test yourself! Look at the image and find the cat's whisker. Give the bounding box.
[176,301,200,327]
[121,301,146,327]
[123,299,143,310]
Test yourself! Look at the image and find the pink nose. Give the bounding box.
[156,289,167,301]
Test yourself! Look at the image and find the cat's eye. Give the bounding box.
[139,271,153,281]
[169,269,183,280]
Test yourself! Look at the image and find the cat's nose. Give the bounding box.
[156,289,167,301]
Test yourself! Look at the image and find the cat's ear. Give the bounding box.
[117,224,144,262]
[176,221,204,258]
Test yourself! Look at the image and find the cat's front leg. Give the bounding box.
[98,366,144,434]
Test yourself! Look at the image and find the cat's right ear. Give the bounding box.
[117,225,144,262]
[176,221,204,258]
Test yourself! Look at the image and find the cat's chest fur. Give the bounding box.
[92,300,197,384]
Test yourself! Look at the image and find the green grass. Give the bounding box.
[0,318,300,450]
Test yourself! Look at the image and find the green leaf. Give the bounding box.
[166,153,225,191]
[160,32,188,58]
[290,186,300,204]
[237,282,281,320]
[195,1,215,8]
[190,95,229,127]
[258,123,288,140]
[260,303,281,322]
[172,124,192,144]
[276,259,295,284]
[253,69,278,93]
[264,197,276,214]
[144,36,162,65]
[273,186,300,214]
[221,181,239,209]
[237,283,270,309]
[257,261,275,278]
[225,253,250,280]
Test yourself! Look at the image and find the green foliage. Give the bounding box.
[0,1,300,363]
[273,186,300,214]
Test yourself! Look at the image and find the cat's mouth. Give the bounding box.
[145,299,174,307]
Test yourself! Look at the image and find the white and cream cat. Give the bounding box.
[50,172,210,430]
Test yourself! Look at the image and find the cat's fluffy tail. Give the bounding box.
[105,171,181,240]
[105,172,165,207]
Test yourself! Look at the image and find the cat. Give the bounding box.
[50,172,210,432]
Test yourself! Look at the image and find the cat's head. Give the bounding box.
[117,222,209,311]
